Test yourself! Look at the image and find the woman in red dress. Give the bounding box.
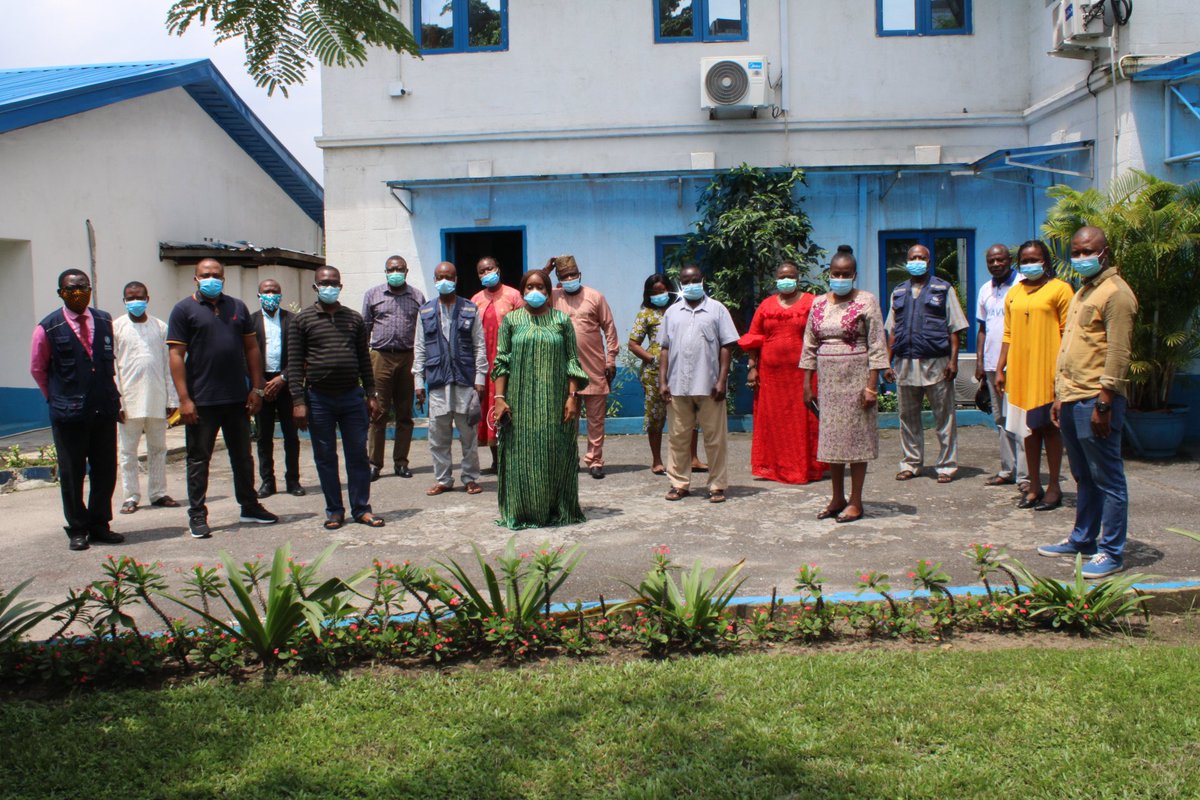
[739,261,825,484]
[471,256,524,473]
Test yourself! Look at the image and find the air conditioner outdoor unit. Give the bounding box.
[700,56,769,112]
[1050,0,1108,53]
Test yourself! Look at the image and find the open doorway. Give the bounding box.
[442,226,526,298]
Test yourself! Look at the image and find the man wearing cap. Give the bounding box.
[550,255,619,479]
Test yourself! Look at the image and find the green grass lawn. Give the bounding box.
[2,643,1198,799]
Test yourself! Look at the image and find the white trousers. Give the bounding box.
[119,417,168,504]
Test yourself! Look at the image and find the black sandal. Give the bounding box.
[323,516,345,530]
[354,513,385,528]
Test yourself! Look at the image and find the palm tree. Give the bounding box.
[1042,171,1200,411]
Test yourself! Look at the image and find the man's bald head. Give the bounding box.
[434,262,457,281]
[1071,226,1109,263]
[195,258,224,279]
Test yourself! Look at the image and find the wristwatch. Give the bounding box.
[252,388,266,398]
[1095,400,1112,414]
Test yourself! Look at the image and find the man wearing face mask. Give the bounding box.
[167,258,276,539]
[251,278,304,499]
[30,269,125,550]
[884,244,969,483]
[113,280,179,515]
[974,244,1027,490]
[1038,226,1138,579]
[290,266,384,529]
[550,255,620,479]
[658,264,740,503]
[414,262,488,496]
[362,255,426,481]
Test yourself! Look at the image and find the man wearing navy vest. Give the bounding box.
[884,244,969,484]
[29,269,125,551]
[413,262,488,496]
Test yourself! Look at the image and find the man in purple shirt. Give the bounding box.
[362,254,426,480]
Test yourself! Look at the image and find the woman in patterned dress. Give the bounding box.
[799,246,890,523]
[628,274,674,474]
[490,270,589,529]
[471,256,524,474]
[739,261,825,484]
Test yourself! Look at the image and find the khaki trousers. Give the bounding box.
[667,395,728,492]
[368,349,415,469]
[582,394,607,468]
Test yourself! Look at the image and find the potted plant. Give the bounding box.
[1042,171,1200,458]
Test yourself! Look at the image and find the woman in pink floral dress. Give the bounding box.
[799,246,890,523]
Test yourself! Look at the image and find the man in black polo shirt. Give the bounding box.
[167,258,278,538]
[289,266,385,529]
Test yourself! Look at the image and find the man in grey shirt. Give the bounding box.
[413,262,488,496]
[658,264,740,503]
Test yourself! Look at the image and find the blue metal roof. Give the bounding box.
[969,140,1094,176]
[0,59,323,225]
[1132,51,1200,83]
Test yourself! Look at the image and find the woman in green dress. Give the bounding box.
[490,270,589,529]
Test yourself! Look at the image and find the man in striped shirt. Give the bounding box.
[288,266,385,529]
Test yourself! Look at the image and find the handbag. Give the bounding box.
[974,380,992,414]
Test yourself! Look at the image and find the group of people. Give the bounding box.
[31,224,1137,577]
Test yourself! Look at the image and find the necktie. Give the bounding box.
[78,313,92,358]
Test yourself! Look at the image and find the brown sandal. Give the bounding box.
[708,490,726,504]
[665,487,690,501]
[895,470,916,481]
[120,500,138,514]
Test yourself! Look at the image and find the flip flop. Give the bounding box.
[354,513,385,528]
[323,516,345,530]
[985,475,1014,486]
[835,510,865,524]
[816,504,848,520]
[895,470,916,481]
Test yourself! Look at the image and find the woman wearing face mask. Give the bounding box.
[995,240,1075,511]
[799,246,890,523]
[738,262,825,484]
[490,270,589,528]
[471,256,524,474]
[628,274,676,474]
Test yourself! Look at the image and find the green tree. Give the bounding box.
[1042,171,1200,410]
[167,0,420,95]
[670,164,824,323]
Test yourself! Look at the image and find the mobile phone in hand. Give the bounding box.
[805,399,819,418]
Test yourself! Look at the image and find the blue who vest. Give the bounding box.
[890,276,953,360]
[419,297,478,389]
[38,307,122,423]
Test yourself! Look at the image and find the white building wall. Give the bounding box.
[0,88,324,394]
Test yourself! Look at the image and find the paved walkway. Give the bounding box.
[3,427,1199,630]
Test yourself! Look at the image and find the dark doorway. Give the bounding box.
[442,227,526,298]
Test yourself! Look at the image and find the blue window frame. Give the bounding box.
[876,0,972,37]
[878,229,977,350]
[415,0,508,54]
[654,0,748,43]
[655,235,687,272]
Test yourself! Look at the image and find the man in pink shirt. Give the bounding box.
[550,255,619,479]
[30,269,125,551]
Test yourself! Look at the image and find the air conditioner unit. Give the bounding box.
[700,56,769,112]
[1050,0,1108,52]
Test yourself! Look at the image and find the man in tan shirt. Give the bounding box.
[1037,226,1138,579]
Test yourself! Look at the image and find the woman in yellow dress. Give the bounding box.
[995,240,1075,511]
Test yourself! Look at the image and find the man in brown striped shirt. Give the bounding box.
[288,266,385,529]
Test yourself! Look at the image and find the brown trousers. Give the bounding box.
[667,395,728,493]
[368,349,415,469]
[582,394,607,468]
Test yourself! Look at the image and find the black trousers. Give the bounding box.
[255,375,300,486]
[51,416,118,538]
[186,403,258,519]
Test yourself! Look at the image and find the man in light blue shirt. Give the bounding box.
[975,243,1027,489]
[658,264,739,503]
[252,278,304,498]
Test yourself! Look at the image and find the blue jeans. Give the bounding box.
[307,387,372,519]
[1061,396,1128,561]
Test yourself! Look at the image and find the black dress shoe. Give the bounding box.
[1034,495,1063,512]
[287,482,306,497]
[257,481,276,499]
[68,534,90,551]
[1017,491,1044,510]
[395,464,413,478]
[89,530,125,545]
[370,466,382,482]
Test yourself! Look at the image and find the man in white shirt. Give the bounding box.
[113,281,179,513]
[975,244,1027,489]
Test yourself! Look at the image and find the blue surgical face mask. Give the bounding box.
[317,285,341,304]
[125,300,148,317]
[480,271,501,288]
[197,277,223,299]
[681,282,705,301]
[829,278,854,297]
[649,292,670,308]
[524,290,547,308]
[562,278,582,294]
[1071,256,1104,278]
[435,279,457,296]
[259,293,281,312]
[776,278,798,294]
[1018,263,1045,280]
[905,260,928,277]
[386,272,407,288]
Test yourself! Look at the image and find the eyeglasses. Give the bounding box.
[60,287,91,296]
